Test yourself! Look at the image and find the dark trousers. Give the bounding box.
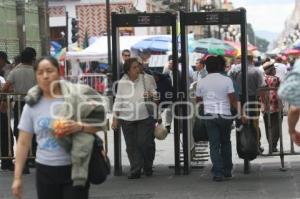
[0,112,14,168]
[36,163,89,199]
[121,117,155,174]
[263,112,282,150]
[13,101,37,157]
[205,115,233,177]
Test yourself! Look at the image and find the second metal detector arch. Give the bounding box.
[179,9,249,174]
[111,12,181,175]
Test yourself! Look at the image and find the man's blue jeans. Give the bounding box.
[205,115,233,177]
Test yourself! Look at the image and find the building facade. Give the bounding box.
[49,0,133,46]
[276,0,300,50]
[48,0,171,47]
[0,0,41,60]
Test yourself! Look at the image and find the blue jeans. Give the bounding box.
[205,115,233,177]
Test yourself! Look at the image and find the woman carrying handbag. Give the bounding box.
[112,58,157,179]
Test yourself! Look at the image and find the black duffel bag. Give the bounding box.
[236,123,258,161]
[88,136,111,184]
[193,106,208,142]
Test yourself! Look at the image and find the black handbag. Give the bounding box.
[236,123,258,161]
[193,106,208,142]
[88,136,111,185]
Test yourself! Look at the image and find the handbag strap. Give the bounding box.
[142,74,160,122]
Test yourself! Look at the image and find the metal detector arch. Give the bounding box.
[111,12,181,176]
[179,9,249,174]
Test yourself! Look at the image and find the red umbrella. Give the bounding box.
[284,48,300,56]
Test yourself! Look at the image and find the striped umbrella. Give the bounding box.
[192,38,237,56]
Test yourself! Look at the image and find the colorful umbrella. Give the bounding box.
[50,41,62,56]
[192,38,237,56]
[284,48,300,56]
[224,40,257,56]
[54,48,66,60]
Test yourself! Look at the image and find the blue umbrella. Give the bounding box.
[50,41,62,56]
[131,36,180,54]
[293,39,300,49]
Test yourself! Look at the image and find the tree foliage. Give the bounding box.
[247,23,269,52]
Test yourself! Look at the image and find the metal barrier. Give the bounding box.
[257,87,300,171]
[0,93,28,161]
[64,73,109,94]
[0,91,109,163]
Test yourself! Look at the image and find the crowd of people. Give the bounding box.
[0,48,37,174]
[112,49,299,182]
[1,46,300,198]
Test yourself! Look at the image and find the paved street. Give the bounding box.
[1,116,300,199]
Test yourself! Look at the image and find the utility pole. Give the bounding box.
[65,11,69,51]
[106,0,112,71]
[37,0,50,55]
[182,0,190,11]
[16,0,26,52]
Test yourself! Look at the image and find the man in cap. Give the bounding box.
[261,60,282,152]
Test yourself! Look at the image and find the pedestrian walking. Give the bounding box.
[11,56,104,199]
[278,59,300,146]
[112,57,157,179]
[196,56,245,182]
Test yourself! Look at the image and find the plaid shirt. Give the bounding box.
[261,75,282,113]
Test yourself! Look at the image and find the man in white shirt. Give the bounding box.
[196,56,241,181]
[192,58,207,83]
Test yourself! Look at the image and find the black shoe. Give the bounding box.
[23,167,30,175]
[144,169,153,177]
[272,148,278,152]
[7,164,14,171]
[213,176,223,182]
[1,162,14,171]
[28,160,36,168]
[224,173,232,179]
[127,173,141,179]
[258,147,264,154]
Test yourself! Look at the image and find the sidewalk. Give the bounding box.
[2,158,300,199]
[1,116,300,199]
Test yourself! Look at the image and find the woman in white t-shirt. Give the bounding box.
[12,56,101,199]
